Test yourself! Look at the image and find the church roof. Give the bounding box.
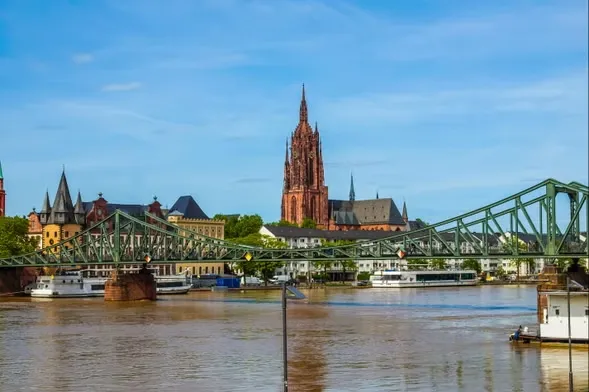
[48,170,76,224]
[329,198,405,226]
[168,195,209,220]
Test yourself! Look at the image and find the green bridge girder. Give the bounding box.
[0,178,587,268]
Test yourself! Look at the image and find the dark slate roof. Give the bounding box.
[81,201,148,216]
[168,195,209,220]
[407,220,426,231]
[263,225,393,241]
[48,171,76,224]
[328,198,405,225]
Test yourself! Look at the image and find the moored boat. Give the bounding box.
[370,269,478,288]
[29,269,107,298]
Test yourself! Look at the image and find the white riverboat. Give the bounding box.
[29,270,107,298]
[370,269,478,288]
[155,274,192,295]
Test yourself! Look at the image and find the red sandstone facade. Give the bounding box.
[281,85,329,228]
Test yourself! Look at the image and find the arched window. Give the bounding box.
[291,196,297,222]
[310,196,316,220]
[308,158,314,185]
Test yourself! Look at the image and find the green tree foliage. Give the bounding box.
[502,235,534,279]
[266,219,298,227]
[300,218,317,229]
[428,259,447,270]
[213,214,263,239]
[340,259,358,283]
[461,258,482,274]
[416,218,430,227]
[407,259,427,270]
[0,216,37,258]
[230,233,286,285]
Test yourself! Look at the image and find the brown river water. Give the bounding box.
[0,285,587,392]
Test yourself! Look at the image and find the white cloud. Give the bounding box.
[72,53,94,64]
[101,82,143,92]
[320,70,588,126]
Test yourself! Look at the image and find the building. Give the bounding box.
[280,86,419,232]
[281,85,329,228]
[166,195,225,276]
[27,208,43,249]
[0,161,5,217]
[260,224,404,281]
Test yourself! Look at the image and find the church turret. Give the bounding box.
[39,191,52,225]
[74,191,86,225]
[48,170,75,225]
[349,172,356,202]
[402,201,408,223]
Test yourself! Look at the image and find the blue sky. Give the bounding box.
[0,0,587,224]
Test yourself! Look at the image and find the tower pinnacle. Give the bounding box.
[299,84,308,123]
[349,172,356,202]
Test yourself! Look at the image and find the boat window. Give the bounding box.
[585,308,588,316]
[555,309,560,316]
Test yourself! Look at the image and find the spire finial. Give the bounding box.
[349,171,356,202]
[299,83,308,123]
[0,160,3,179]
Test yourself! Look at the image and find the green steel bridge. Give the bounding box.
[0,179,587,268]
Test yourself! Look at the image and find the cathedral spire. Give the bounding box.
[376,190,379,199]
[299,83,308,123]
[285,138,289,163]
[349,172,356,201]
[402,200,408,223]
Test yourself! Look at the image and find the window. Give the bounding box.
[585,308,588,316]
[555,309,560,316]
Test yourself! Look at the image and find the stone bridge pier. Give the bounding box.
[0,267,37,295]
[104,265,157,301]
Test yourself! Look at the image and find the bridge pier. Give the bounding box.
[0,267,37,295]
[104,265,157,301]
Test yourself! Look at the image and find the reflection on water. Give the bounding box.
[0,286,587,391]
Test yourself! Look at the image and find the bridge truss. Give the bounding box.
[0,179,587,268]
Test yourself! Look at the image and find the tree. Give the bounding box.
[267,219,298,227]
[462,258,482,274]
[340,259,358,283]
[300,218,317,229]
[502,235,534,280]
[416,218,430,227]
[213,214,263,239]
[407,259,427,271]
[428,259,447,270]
[229,233,286,285]
[0,216,37,258]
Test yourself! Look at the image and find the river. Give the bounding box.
[0,285,587,391]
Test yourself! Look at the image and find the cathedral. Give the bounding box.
[281,86,422,232]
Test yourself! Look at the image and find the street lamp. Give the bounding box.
[281,283,306,392]
[566,276,573,392]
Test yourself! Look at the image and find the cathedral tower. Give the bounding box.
[0,161,5,217]
[281,85,329,228]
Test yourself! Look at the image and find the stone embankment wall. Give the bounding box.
[104,268,157,301]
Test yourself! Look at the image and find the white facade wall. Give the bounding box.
[539,293,589,340]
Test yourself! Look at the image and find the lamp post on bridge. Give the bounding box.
[281,281,306,392]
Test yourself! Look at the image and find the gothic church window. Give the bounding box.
[291,196,297,222]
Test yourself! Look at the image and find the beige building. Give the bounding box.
[166,195,226,276]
